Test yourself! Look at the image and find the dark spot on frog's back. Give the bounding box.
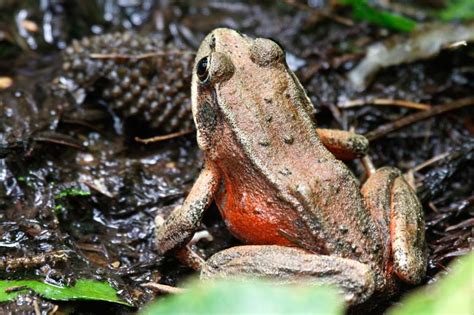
[197,101,217,132]
[210,34,216,49]
[294,218,305,229]
[283,135,294,144]
[279,168,292,176]
[258,140,271,147]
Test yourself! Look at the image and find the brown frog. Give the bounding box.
[155,28,426,305]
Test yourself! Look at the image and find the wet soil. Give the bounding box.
[0,1,472,314]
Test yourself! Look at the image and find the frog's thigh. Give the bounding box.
[201,245,375,305]
[316,128,368,160]
[361,167,426,284]
[155,167,220,255]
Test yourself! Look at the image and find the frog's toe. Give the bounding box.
[316,128,369,160]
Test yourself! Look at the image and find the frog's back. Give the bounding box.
[215,64,380,265]
[208,28,383,264]
[213,120,332,254]
[219,100,382,264]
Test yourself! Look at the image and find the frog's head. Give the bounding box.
[191,28,287,152]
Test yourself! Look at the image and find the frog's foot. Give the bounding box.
[361,167,426,285]
[200,245,375,305]
[316,129,369,160]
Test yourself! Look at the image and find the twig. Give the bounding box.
[339,98,431,111]
[428,202,439,213]
[33,298,41,315]
[445,218,474,232]
[141,282,186,294]
[135,129,195,144]
[281,0,354,26]
[34,132,85,150]
[82,179,115,198]
[446,40,467,49]
[0,250,70,271]
[50,305,59,315]
[330,52,363,68]
[412,152,451,172]
[90,51,194,61]
[365,97,474,141]
[4,286,28,293]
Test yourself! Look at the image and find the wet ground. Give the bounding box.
[0,1,473,314]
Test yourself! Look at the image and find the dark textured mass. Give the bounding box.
[60,32,194,133]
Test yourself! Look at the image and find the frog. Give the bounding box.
[155,28,426,305]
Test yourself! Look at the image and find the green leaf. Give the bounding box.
[340,0,417,32]
[55,188,91,199]
[388,252,474,315]
[0,279,131,306]
[142,279,345,315]
[439,0,474,21]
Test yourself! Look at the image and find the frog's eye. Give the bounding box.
[196,56,210,82]
[250,38,285,67]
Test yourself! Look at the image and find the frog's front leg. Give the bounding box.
[316,129,369,160]
[201,245,375,305]
[155,165,221,255]
[361,167,426,284]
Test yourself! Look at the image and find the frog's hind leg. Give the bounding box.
[201,245,375,305]
[361,167,426,285]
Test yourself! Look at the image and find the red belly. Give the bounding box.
[215,177,307,247]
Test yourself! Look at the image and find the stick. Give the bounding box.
[365,97,474,141]
[135,129,195,144]
[412,152,451,172]
[281,0,354,26]
[90,51,194,61]
[339,98,431,111]
[141,283,186,294]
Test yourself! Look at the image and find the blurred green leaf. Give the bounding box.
[340,0,417,32]
[142,279,344,315]
[0,279,131,306]
[388,252,474,315]
[439,0,474,21]
[55,188,90,199]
